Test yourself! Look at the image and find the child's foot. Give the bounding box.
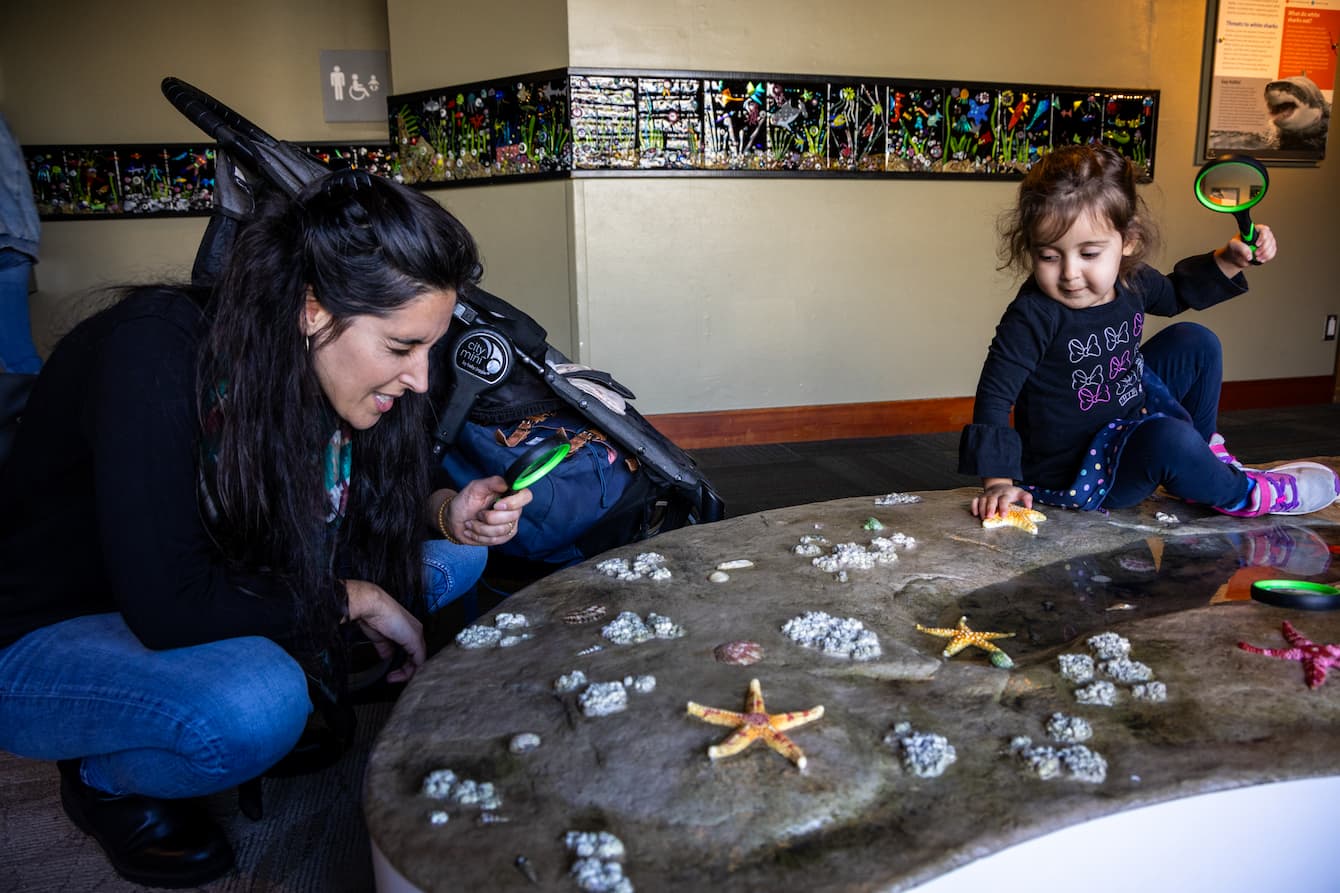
[1209,433,1245,470]
[1217,463,1340,517]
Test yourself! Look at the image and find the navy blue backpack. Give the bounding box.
[427,285,722,569]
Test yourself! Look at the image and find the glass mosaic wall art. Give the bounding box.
[24,142,394,220]
[25,69,1158,216]
[388,68,1159,186]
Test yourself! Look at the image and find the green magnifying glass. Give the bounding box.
[504,435,570,493]
[1193,153,1269,265]
[1250,579,1340,611]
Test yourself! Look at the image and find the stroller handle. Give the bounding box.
[162,77,289,178]
[162,77,280,149]
[162,76,330,201]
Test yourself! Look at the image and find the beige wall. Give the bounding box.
[1,0,391,351]
[387,0,575,355]
[6,0,1338,415]
[558,0,1340,412]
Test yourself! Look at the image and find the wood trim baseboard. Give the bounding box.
[1218,375,1335,411]
[649,376,1334,450]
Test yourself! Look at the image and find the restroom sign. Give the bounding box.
[320,50,390,122]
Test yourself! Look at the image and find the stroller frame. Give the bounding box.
[161,77,724,536]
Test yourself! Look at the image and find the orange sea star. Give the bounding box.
[982,506,1047,535]
[686,678,824,769]
[916,615,1016,668]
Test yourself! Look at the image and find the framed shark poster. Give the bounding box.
[1199,0,1337,162]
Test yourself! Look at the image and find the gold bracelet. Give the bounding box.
[436,494,464,544]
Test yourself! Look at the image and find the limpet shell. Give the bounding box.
[708,571,730,583]
[509,732,542,753]
[714,640,765,666]
[564,604,608,625]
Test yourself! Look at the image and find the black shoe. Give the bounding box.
[57,759,234,889]
[263,721,350,778]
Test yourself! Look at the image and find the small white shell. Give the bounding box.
[708,571,730,583]
[716,559,754,571]
[509,732,542,753]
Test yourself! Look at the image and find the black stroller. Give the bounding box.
[159,77,724,578]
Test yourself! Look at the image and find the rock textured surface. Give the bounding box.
[366,476,1340,892]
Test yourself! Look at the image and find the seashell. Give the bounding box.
[576,644,603,656]
[476,812,511,825]
[564,604,608,625]
[509,732,541,753]
[708,571,730,583]
[716,559,754,571]
[714,640,765,666]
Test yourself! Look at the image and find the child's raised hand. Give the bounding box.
[972,479,1034,520]
[1216,223,1277,273]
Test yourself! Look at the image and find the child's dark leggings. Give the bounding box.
[1102,322,1252,511]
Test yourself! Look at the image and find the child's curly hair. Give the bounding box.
[998,143,1160,282]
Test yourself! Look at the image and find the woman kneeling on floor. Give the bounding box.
[0,171,531,887]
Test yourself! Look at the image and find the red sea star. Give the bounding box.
[1237,621,1340,689]
[686,678,824,769]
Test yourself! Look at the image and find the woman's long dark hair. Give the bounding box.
[198,171,479,643]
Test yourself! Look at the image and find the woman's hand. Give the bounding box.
[972,478,1033,520]
[345,579,425,683]
[1216,223,1277,274]
[443,477,533,546]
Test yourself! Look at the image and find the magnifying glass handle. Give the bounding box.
[1232,210,1262,265]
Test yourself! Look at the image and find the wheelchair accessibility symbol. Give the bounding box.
[329,66,381,102]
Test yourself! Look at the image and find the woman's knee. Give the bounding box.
[422,540,487,614]
[183,637,310,782]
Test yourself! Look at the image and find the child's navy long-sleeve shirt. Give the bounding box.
[959,253,1247,490]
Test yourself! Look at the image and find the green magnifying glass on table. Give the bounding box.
[1193,153,1269,265]
[503,435,570,493]
[1251,579,1340,611]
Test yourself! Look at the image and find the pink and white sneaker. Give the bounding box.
[1208,433,1245,470]
[1217,463,1340,518]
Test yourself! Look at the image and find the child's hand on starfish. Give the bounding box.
[973,478,1033,520]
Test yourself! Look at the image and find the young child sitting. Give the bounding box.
[960,143,1339,521]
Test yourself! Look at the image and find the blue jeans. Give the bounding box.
[0,539,486,798]
[1103,322,1250,510]
[0,249,41,374]
[421,538,487,613]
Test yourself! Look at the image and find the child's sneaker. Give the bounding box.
[1217,463,1340,518]
[1208,433,1245,470]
